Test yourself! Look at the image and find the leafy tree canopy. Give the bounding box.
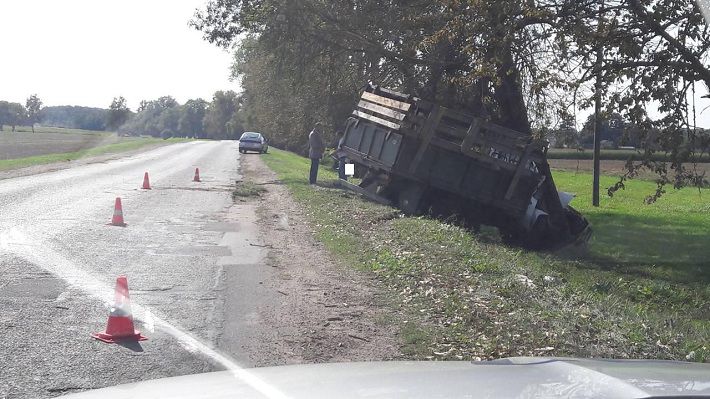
[193,0,710,195]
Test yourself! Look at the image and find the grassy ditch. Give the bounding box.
[261,148,709,362]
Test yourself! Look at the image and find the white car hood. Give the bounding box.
[62,358,710,399]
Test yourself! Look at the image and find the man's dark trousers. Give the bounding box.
[309,158,320,184]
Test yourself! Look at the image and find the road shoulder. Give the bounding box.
[226,154,400,365]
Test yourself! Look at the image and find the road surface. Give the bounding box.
[0,141,271,398]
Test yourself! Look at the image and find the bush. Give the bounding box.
[160,129,173,140]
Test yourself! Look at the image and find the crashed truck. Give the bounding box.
[338,84,591,250]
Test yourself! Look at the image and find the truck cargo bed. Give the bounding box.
[340,84,590,250]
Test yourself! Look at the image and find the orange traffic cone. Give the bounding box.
[92,276,147,343]
[109,197,127,227]
[142,172,151,190]
[193,168,201,182]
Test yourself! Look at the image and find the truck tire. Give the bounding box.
[398,184,426,215]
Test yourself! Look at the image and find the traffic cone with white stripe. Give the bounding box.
[193,168,201,182]
[92,276,147,343]
[109,197,127,227]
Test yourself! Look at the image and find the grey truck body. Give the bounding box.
[340,84,590,249]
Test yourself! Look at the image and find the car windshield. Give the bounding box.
[1,1,709,399]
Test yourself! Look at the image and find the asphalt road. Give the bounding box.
[0,141,269,398]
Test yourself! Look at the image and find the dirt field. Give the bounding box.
[0,131,122,160]
[549,158,710,178]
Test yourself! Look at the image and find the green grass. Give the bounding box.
[262,148,709,362]
[553,171,709,282]
[548,148,710,162]
[0,137,190,171]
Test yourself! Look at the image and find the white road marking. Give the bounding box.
[1,228,290,399]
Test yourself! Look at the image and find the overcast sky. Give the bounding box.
[0,0,235,111]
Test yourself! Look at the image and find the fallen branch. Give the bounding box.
[249,243,274,248]
[347,333,370,342]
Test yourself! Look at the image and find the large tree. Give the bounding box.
[106,96,131,131]
[178,98,209,138]
[119,96,179,137]
[0,101,10,131]
[203,90,242,139]
[193,0,710,197]
[551,0,710,198]
[8,103,27,132]
[25,94,42,133]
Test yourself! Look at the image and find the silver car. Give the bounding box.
[60,358,710,399]
[239,132,268,154]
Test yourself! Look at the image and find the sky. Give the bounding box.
[0,1,708,128]
[0,0,235,111]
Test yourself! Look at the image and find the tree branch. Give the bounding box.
[627,0,710,89]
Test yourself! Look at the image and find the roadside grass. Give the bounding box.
[262,148,709,362]
[0,137,191,171]
[553,171,709,283]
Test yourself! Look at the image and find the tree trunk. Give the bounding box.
[31,124,35,133]
[493,42,531,134]
[492,43,567,228]
[463,78,490,118]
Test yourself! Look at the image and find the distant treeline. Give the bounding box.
[0,101,31,131]
[116,91,244,140]
[40,106,107,131]
[0,90,245,140]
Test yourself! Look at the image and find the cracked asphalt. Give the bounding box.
[0,141,263,398]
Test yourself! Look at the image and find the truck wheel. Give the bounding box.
[398,184,426,215]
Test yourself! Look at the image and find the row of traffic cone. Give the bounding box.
[109,168,201,227]
[93,168,203,343]
[141,167,201,190]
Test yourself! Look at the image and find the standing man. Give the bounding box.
[308,122,325,185]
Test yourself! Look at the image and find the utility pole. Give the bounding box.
[592,0,604,207]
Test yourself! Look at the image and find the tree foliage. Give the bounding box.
[119,96,178,137]
[203,90,243,139]
[39,106,107,131]
[0,101,27,132]
[193,0,710,194]
[178,98,208,138]
[0,101,12,131]
[106,96,132,131]
[118,93,243,139]
[0,93,243,140]
[25,94,42,133]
